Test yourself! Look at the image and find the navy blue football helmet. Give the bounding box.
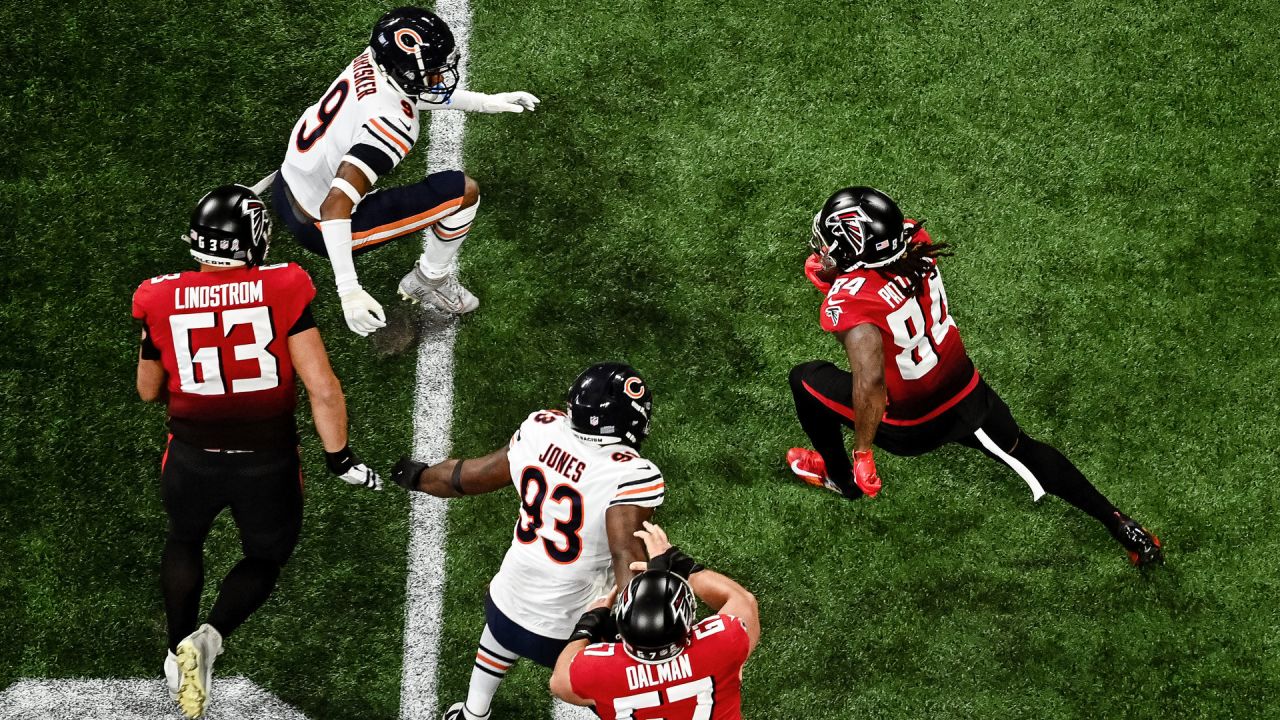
[566,362,652,448]
[370,7,459,104]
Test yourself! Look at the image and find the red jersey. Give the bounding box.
[132,263,316,448]
[569,614,750,720]
[810,226,979,425]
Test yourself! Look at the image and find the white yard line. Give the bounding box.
[398,1,471,719]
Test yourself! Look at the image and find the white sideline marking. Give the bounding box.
[0,678,306,720]
[398,1,470,719]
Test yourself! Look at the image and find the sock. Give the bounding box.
[205,557,282,638]
[419,200,478,278]
[161,538,205,651]
[463,624,517,719]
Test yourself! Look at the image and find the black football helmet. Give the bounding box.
[370,7,459,104]
[811,187,922,271]
[614,570,697,664]
[566,362,652,448]
[185,185,271,267]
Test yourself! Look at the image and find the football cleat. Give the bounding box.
[786,448,838,493]
[164,650,180,702]
[442,701,491,720]
[399,265,479,314]
[1112,513,1164,567]
[175,623,223,718]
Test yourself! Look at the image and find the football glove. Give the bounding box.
[853,449,881,498]
[648,546,704,579]
[568,607,616,644]
[392,456,429,492]
[805,253,835,293]
[326,446,383,490]
[340,288,387,336]
[447,90,540,114]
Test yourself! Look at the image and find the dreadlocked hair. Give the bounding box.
[876,239,953,298]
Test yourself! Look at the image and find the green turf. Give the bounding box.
[3,0,1278,718]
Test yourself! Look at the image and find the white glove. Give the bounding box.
[486,91,540,113]
[326,446,383,491]
[445,89,540,114]
[340,288,386,336]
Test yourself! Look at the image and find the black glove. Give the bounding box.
[568,607,617,644]
[325,446,382,490]
[392,456,430,492]
[649,546,704,579]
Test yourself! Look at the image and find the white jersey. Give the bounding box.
[488,410,665,639]
[280,48,421,218]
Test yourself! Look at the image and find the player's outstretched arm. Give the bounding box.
[689,570,761,655]
[841,323,887,496]
[291,327,382,490]
[320,162,385,336]
[605,504,655,589]
[392,445,512,498]
[441,90,540,114]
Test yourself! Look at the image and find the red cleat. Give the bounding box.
[786,448,833,490]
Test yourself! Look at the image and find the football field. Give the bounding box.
[3,0,1279,718]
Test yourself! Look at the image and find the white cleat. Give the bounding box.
[175,623,223,718]
[442,701,491,720]
[164,650,181,702]
[398,265,479,314]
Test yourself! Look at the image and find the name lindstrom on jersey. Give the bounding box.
[173,280,264,310]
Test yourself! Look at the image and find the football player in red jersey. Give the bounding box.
[787,186,1163,567]
[132,185,382,719]
[550,522,760,720]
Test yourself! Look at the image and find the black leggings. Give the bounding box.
[789,360,1121,527]
[160,438,303,650]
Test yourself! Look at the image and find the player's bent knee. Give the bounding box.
[462,174,480,206]
[788,361,824,396]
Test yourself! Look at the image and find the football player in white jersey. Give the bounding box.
[392,363,665,720]
[271,7,538,335]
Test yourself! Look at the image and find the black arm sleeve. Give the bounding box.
[288,304,316,336]
[347,143,396,179]
[139,325,161,360]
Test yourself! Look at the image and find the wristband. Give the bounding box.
[325,445,355,475]
[330,177,363,205]
[569,607,613,644]
[449,459,467,496]
[650,546,704,579]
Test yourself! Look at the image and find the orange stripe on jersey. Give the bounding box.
[475,653,511,671]
[369,118,410,155]
[614,481,665,499]
[351,197,464,248]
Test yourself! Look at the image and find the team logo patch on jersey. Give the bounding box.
[825,205,873,255]
[825,304,843,325]
[394,28,423,52]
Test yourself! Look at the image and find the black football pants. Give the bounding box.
[160,437,303,650]
[788,361,1121,530]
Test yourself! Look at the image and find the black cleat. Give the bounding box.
[1112,513,1163,567]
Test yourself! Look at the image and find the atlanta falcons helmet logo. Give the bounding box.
[824,205,873,256]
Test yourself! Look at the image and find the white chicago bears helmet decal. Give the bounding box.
[623,377,645,399]
[394,27,424,53]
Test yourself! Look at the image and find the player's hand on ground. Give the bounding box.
[853,449,881,498]
[340,288,387,336]
[326,446,383,491]
[486,91,539,113]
